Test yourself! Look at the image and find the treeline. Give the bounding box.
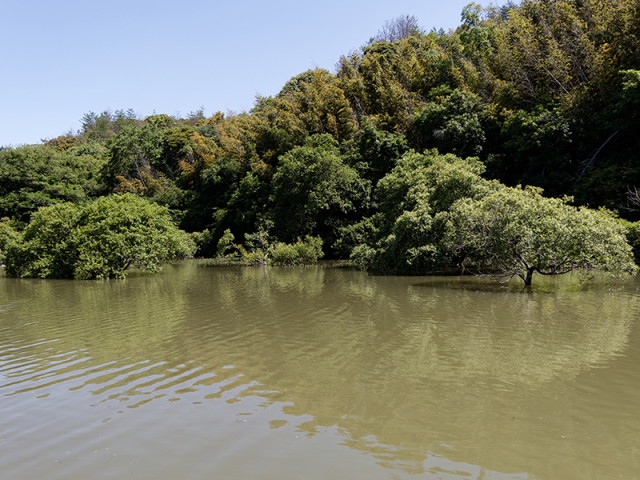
[2,0,640,280]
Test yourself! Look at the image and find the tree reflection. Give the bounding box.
[1,263,638,478]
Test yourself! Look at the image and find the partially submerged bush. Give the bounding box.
[216,229,323,266]
[270,236,324,265]
[4,194,194,279]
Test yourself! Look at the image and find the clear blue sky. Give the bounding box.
[1,0,506,146]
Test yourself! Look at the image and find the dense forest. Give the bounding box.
[2,0,640,282]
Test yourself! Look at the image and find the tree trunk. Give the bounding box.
[524,268,534,286]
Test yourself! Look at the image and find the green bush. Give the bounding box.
[618,218,640,258]
[270,236,324,265]
[215,229,324,266]
[4,194,194,279]
[270,243,299,265]
[0,217,19,264]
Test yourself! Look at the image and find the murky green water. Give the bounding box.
[1,262,639,479]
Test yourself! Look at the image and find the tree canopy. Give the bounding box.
[446,186,638,285]
[347,150,500,274]
[0,144,106,222]
[269,134,371,245]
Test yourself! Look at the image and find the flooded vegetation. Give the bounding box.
[3,3,640,477]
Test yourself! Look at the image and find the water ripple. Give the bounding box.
[1,265,639,480]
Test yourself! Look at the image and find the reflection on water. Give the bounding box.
[1,263,639,479]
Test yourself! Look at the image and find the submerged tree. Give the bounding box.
[348,151,637,284]
[347,150,499,274]
[446,186,638,285]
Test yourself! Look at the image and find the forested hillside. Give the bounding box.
[2,0,640,279]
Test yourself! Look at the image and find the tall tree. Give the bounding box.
[269,134,371,246]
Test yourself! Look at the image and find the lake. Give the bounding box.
[1,262,639,479]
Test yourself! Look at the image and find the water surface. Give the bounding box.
[1,263,639,479]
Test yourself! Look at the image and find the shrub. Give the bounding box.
[270,236,324,265]
[4,194,194,279]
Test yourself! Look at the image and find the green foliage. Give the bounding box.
[161,126,217,187]
[4,202,79,278]
[45,135,83,150]
[446,186,638,284]
[410,88,486,158]
[269,134,371,246]
[617,218,640,257]
[375,150,492,224]
[339,41,416,132]
[4,0,640,282]
[334,213,382,258]
[279,70,317,96]
[238,229,272,265]
[189,228,215,257]
[497,106,577,195]
[145,114,177,130]
[0,144,107,221]
[214,227,323,266]
[224,172,272,238]
[352,150,637,284]
[216,228,236,257]
[241,98,304,173]
[489,0,640,110]
[104,124,165,193]
[81,109,141,142]
[354,118,409,183]
[277,69,359,142]
[270,236,324,266]
[351,151,499,274]
[458,3,495,61]
[621,70,640,99]
[571,70,640,210]
[0,217,19,263]
[4,194,194,279]
[199,157,243,207]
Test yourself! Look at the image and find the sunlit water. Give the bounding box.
[1,262,639,479]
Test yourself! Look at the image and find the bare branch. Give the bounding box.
[374,15,421,43]
[573,130,619,186]
[626,186,640,211]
